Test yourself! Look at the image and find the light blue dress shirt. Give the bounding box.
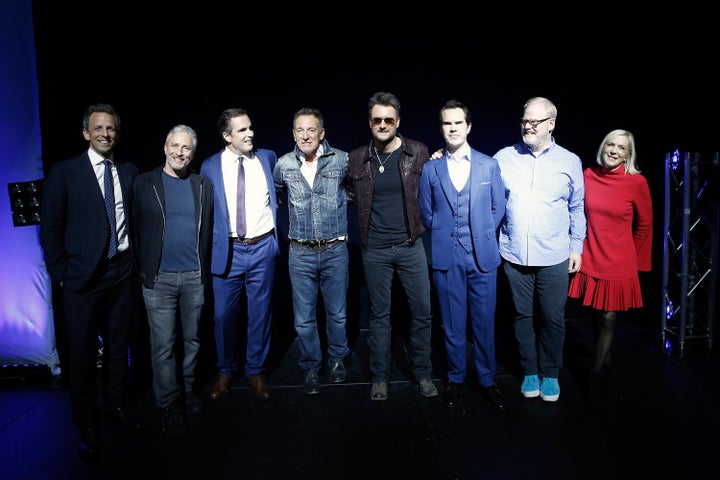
[493,139,586,266]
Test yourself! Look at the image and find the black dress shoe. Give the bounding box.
[444,382,463,408]
[184,392,203,415]
[78,427,99,459]
[106,407,144,431]
[483,384,508,412]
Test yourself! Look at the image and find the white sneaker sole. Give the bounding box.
[540,392,559,402]
[521,389,540,398]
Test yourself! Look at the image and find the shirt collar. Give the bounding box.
[223,147,254,164]
[448,143,471,162]
[88,148,112,165]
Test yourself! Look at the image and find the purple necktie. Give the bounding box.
[236,156,246,238]
[104,160,118,258]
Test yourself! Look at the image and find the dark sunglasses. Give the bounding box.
[370,117,396,127]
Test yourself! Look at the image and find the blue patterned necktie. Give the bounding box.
[236,156,246,238]
[104,160,118,258]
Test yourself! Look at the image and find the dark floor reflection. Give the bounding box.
[1,309,719,480]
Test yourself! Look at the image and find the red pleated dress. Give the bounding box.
[568,165,653,311]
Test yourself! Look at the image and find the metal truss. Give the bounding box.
[661,151,719,357]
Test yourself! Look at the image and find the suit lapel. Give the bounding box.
[209,154,230,223]
[437,156,457,214]
[256,150,272,185]
[469,150,482,205]
[77,154,106,218]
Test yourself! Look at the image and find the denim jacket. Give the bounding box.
[346,135,429,247]
[274,139,349,241]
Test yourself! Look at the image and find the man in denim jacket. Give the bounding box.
[273,107,350,395]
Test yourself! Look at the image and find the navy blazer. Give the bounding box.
[418,148,505,272]
[199,148,280,276]
[40,152,138,291]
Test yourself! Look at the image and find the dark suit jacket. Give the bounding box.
[199,148,279,276]
[40,151,138,291]
[418,147,505,272]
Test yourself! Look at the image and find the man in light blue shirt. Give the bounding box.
[494,97,586,403]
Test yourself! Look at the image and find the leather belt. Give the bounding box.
[231,229,274,246]
[291,238,344,250]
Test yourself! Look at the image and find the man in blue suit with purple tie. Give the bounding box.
[419,100,507,411]
[200,108,279,401]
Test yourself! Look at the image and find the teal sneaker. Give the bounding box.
[540,377,560,402]
[520,374,540,398]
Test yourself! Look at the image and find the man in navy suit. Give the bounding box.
[419,100,507,411]
[40,103,142,458]
[200,108,279,401]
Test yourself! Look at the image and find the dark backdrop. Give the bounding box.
[31,2,719,330]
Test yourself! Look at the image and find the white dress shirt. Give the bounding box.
[89,148,129,252]
[447,143,471,191]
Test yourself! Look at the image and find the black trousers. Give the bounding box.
[62,251,137,430]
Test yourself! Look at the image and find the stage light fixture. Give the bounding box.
[8,179,43,226]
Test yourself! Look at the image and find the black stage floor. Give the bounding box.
[1,302,719,480]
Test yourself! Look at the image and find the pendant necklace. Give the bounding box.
[373,140,398,174]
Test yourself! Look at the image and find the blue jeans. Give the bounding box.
[362,238,433,383]
[503,260,569,378]
[289,240,349,371]
[142,270,204,408]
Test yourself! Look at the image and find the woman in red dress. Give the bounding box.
[568,129,653,379]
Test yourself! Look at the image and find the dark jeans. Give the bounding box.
[503,260,569,378]
[362,238,433,383]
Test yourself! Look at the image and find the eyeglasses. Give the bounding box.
[371,117,396,127]
[519,117,551,128]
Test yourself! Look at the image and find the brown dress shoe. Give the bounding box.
[247,374,271,400]
[209,373,232,400]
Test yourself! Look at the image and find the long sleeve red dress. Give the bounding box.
[568,165,653,311]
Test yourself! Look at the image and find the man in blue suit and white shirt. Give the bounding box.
[200,108,279,401]
[419,100,507,411]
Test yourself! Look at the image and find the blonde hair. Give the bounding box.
[596,129,640,174]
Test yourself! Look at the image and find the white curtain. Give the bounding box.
[0,0,60,375]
